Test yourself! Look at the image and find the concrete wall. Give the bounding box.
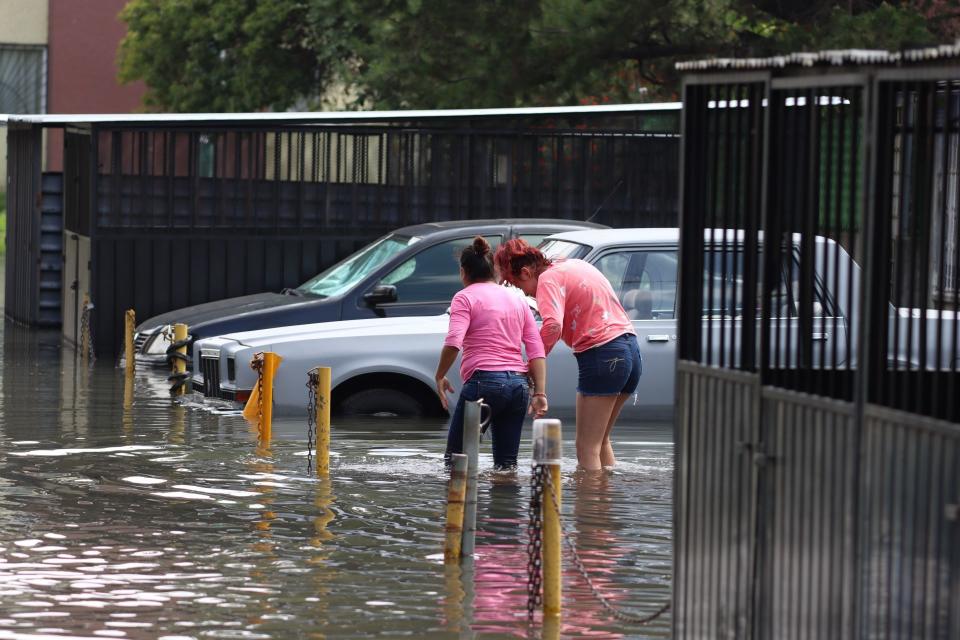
[46,0,145,171]
[0,0,48,44]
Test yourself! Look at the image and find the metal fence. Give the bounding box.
[36,109,678,355]
[674,54,960,639]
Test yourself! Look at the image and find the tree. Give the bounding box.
[118,0,324,111]
[118,0,944,112]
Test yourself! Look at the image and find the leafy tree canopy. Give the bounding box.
[118,0,958,111]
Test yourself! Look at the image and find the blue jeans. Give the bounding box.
[445,370,529,470]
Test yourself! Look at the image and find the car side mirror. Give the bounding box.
[363,284,398,306]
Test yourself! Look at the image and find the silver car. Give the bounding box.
[190,228,871,419]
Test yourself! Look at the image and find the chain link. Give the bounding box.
[541,470,671,625]
[526,464,544,620]
[305,368,319,473]
[250,353,265,438]
[78,300,96,362]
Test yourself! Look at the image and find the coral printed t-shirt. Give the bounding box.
[444,282,546,383]
[536,259,635,354]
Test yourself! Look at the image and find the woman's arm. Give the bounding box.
[527,357,548,417]
[434,345,459,411]
[436,292,470,411]
[536,274,564,355]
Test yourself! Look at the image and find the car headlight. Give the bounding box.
[145,328,172,355]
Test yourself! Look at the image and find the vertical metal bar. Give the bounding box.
[706,87,720,366]
[933,81,950,420]
[718,86,732,368]
[914,82,937,414]
[742,83,761,373]
[821,93,835,389]
[832,91,845,391]
[952,80,960,424]
[891,83,911,410]
[800,89,819,389]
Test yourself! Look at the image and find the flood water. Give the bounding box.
[0,277,673,639]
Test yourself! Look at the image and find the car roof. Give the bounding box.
[395,218,607,237]
[545,227,680,248]
[544,227,840,249]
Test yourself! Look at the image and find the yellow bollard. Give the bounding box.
[316,367,331,477]
[443,453,469,562]
[259,352,281,445]
[124,309,136,371]
[172,323,189,396]
[534,418,563,618]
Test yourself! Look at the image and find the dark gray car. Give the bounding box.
[133,219,605,365]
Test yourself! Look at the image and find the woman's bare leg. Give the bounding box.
[575,393,619,470]
[600,392,631,468]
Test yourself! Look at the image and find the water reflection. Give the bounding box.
[0,312,672,638]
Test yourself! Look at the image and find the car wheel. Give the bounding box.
[338,388,428,418]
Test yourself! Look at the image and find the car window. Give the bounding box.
[539,239,591,260]
[380,235,502,304]
[594,250,679,320]
[517,233,549,247]
[703,248,831,319]
[297,234,419,298]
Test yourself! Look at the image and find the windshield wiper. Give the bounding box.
[281,287,304,296]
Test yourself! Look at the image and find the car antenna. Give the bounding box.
[585,177,624,223]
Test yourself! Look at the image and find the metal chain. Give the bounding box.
[541,470,671,625]
[251,353,265,435]
[305,368,319,473]
[78,300,96,361]
[526,464,544,620]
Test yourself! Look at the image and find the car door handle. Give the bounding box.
[646,334,671,342]
[812,332,829,341]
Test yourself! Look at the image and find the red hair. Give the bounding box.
[494,238,552,281]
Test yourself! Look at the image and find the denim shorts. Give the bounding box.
[574,333,642,396]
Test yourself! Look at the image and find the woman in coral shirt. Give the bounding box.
[494,239,641,471]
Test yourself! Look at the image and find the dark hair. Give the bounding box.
[493,238,552,281]
[460,236,494,283]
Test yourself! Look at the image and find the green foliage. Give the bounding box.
[117,0,944,112]
[119,0,324,111]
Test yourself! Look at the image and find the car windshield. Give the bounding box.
[297,234,420,298]
[539,239,591,260]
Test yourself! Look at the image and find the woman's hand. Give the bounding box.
[528,393,548,418]
[435,375,455,411]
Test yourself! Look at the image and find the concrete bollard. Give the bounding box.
[316,367,331,477]
[533,418,563,618]
[461,399,484,557]
[124,309,136,371]
[444,453,469,562]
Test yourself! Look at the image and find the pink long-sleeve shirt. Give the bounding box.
[443,282,546,383]
[536,259,635,354]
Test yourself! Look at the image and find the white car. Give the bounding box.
[191,227,939,419]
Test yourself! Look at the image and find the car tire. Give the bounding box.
[338,388,428,418]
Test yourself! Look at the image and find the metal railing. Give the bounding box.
[675,54,960,639]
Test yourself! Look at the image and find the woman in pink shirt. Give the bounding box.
[434,237,548,470]
[495,239,641,471]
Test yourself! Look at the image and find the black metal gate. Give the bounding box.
[4,125,62,327]
[675,52,960,639]
[82,114,678,356]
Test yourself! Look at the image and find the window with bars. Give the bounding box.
[0,44,46,114]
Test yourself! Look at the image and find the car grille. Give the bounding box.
[200,353,221,398]
[134,331,150,354]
